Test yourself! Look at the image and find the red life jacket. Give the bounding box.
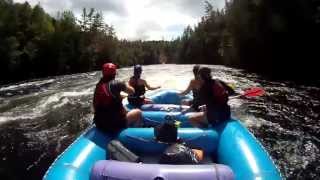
[211,80,228,105]
[93,81,115,110]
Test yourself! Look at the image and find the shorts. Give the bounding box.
[94,110,127,134]
[128,96,144,107]
[205,105,231,124]
[182,99,200,112]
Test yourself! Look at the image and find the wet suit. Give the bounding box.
[93,79,127,133]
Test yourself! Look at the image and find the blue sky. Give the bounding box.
[14,0,225,40]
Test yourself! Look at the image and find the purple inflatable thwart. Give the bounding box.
[90,160,234,180]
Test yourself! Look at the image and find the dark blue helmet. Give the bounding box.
[198,67,212,81]
[134,64,142,75]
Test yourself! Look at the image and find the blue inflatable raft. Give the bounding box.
[43,89,282,180]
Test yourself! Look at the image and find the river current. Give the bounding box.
[0,64,319,179]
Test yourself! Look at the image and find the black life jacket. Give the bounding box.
[191,87,201,110]
[129,77,146,97]
[200,80,228,107]
[128,77,146,107]
[211,80,228,105]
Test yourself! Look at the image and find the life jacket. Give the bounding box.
[191,87,201,111]
[93,81,115,110]
[211,80,228,105]
[93,79,127,134]
[128,77,146,107]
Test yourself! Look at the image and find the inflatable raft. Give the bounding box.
[43,89,282,180]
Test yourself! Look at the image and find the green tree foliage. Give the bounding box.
[114,40,174,66]
[177,2,227,65]
[176,0,319,82]
[0,1,170,84]
[1,0,318,84]
[227,0,319,81]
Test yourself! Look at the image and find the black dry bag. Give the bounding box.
[154,121,177,143]
[159,143,200,164]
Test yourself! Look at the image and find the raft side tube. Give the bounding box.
[44,127,113,180]
[142,111,191,127]
[216,120,282,180]
[90,160,234,180]
[118,128,219,154]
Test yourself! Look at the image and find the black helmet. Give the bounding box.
[198,67,212,81]
[134,64,142,75]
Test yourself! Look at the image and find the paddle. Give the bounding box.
[196,87,265,109]
[229,87,265,99]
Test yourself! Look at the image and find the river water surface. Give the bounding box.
[0,64,319,179]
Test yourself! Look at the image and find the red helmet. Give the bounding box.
[102,63,117,77]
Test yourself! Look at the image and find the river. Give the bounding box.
[0,64,319,179]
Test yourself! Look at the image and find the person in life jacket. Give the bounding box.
[127,65,161,107]
[179,65,202,111]
[93,63,142,134]
[187,67,235,127]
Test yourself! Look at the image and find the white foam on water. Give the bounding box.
[38,88,93,109]
[228,98,244,108]
[0,65,252,127]
[0,88,94,125]
[52,98,69,109]
[0,113,44,125]
[143,69,191,91]
[0,79,55,92]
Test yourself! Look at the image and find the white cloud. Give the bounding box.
[13,0,225,40]
[71,0,128,16]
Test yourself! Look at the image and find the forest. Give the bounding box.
[0,0,319,84]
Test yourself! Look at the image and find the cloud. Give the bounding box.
[166,24,186,32]
[70,0,128,16]
[13,0,226,40]
[134,21,163,41]
[146,0,224,18]
[14,0,127,16]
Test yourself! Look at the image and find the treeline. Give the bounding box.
[0,0,167,84]
[115,40,177,65]
[177,0,320,82]
[1,0,319,84]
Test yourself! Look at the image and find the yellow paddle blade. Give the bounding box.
[174,121,181,127]
[227,83,236,90]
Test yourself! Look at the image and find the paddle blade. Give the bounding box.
[227,83,236,90]
[243,87,265,97]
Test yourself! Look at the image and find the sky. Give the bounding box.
[13,0,225,41]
